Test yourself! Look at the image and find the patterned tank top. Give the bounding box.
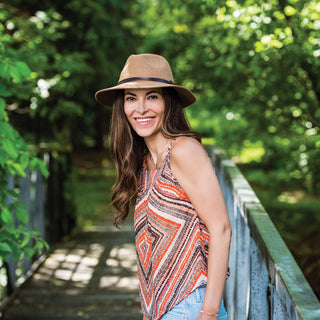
[134,140,210,320]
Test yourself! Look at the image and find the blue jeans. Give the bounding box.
[160,285,228,320]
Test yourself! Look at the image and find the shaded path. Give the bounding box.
[2,216,142,320]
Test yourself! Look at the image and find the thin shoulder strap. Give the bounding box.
[163,138,175,164]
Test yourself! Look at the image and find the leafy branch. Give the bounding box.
[0,33,49,263]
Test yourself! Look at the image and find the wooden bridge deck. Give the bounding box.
[1,216,142,320]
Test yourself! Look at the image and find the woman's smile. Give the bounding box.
[134,117,155,126]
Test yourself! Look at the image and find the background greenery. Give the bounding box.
[0,0,319,296]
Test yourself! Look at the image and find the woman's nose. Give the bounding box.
[137,98,147,113]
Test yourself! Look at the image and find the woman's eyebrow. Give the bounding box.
[146,90,160,95]
[124,92,136,96]
[124,90,160,96]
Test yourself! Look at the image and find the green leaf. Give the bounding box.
[34,241,44,250]
[0,97,5,110]
[284,5,297,16]
[7,227,19,237]
[15,207,29,225]
[0,63,9,80]
[11,245,21,261]
[9,162,26,176]
[15,61,31,78]
[43,241,50,251]
[7,189,19,198]
[0,230,8,242]
[0,251,9,262]
[2,139,19,159]
[0,242,12,253]
[1,208,14,226]
[9,65,22,83]
[30,158,49,178]
[37,160,49,178]
[29,230,41,236]
[19,154,30,170]
[29,158,37,172]
[0,121,16,140]
[23,246,35,259]
[0,100,8,121]
[0,84,11,98]
[0,149,9,167]
[19,233,31,248]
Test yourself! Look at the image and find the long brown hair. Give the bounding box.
[110,88,200,227]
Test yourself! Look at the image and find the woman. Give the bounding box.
[95,54,231,320]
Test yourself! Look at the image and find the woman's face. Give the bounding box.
[124,88,165,139]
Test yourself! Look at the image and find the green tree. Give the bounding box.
[0,0,141,262]
[3,0,139,149]
[0,30,49,262]
[125,0,320,195]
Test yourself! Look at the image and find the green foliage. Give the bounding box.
[1,0,137,147]
[125,0,320,195]
[0,0,139,264]
[1,1,319,191]
[74,166,116,227]
[0,30,49,263]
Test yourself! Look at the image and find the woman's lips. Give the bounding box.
[135,117,154,126]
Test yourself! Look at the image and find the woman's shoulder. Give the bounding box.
[171,136,207,165]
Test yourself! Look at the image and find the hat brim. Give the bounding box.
[95,80,196,108]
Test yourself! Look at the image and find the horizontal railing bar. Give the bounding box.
[207,146,320,320]
[28,143,72,153]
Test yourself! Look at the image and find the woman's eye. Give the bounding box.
[148,95,158,100]
[125,96,135,101]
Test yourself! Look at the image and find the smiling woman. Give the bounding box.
[124,88,165,139]
[94,54,231,320]
[108,84,200,226]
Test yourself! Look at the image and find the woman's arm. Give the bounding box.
[170,137,232,319]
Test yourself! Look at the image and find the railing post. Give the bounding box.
[19,168,32,273]
[271,285,287,320]
[34,167,46,240]
[5,174,16,295]
[235,206,250,319]
[249,236,269,319]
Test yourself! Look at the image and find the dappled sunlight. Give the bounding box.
[100,244,139,290]
[3,227,142,319]
[278,190,305,204]
[109,245,137,271]
[117,277,140,289]
[99,275,139,290]
[31,233,138,292]
[55,269,73,281]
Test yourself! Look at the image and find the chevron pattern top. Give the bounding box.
[134,141,210,320]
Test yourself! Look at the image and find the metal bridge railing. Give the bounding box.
[207,146,320,320]
[1,144,75,306]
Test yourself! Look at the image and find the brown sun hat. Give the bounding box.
[95,54,196,108]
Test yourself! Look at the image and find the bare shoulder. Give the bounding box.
[171,136,209,168]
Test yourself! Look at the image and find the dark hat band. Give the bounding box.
[118,77,174,85]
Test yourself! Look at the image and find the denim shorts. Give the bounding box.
[160,285,228,320]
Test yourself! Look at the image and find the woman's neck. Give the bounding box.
[144,135,172,169]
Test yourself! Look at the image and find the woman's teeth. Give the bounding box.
[136,118,152,123]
